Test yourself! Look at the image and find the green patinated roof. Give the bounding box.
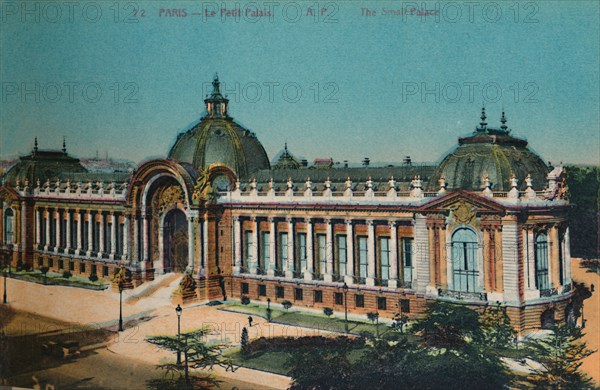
[3,149,88,185]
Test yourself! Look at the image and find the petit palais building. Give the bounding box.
[0,76,574,333]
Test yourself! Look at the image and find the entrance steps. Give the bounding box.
[124,273,182,305]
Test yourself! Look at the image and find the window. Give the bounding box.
[241,282,249,295]
[103,266,109,277]
[379,237,390,284]
[336,235,347,277]
[4,208,14,243]
[38,258,43,267]
[316,234,326,277]
[83,221,89,250]
[60,217,67,248]
[295,288,303,301]
[93,221,100,252]
[334,292,343,305]
[243,231,252,271]
[48,258,54,268]
[314,290,323,303]
[50,214,56,247]
[355,294,365,308]
[58,260,64,270]
[40,215,46,246]
[297,233,307,274]
[357,236,368,282]
[278,233,288,274]
[258,284,267,297]
[260,232,270,273]
[451,228,479,292]
[91,264,97,275]
[400,299,410,314]
[377,297,387,311]
[276,286,285,298]
[402,238,413,285]
[535,232,549,290]
[80,263,86,273]
[69,261,75,271]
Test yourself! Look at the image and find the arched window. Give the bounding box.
[451,228,479,292]
[534,232,549,291]
[4,208,14,243]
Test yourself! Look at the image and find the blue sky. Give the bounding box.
[1,1,599,166]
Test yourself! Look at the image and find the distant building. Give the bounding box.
[0,76,574,333]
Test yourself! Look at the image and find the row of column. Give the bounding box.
[233,216,406,288]
[523,224,570,293]
[35,207,129,261]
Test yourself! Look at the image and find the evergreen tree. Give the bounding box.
[240,327,249,356]
[479,302,516,350]
[525,322,595,389]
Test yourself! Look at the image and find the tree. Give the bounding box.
[146,327,236,389]
[525,322,595,389]
[281,300,292,310]
[240,327,249,356]
[411,301,482,349]
[479,302,516,350]
[323,307,333,317]
[40,266,49,285]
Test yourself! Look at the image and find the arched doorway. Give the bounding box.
[451,227,479,292]
[541,308,555,330]
[163,209,188,273]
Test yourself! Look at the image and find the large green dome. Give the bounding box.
[431,109,549,191]
[168,76,270,178]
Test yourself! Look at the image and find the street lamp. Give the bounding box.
[266,297,272,322]
[3,255,8,304]
[118,280,124,331]
[176,304,182,364]
[343,282,349,333]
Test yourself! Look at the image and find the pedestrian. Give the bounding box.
[248,315,253,327]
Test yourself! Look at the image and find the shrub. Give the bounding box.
[323,307,334,317]
[367,312,379,324]
[282,300,292,310]
[16,259,23,271]
[246,336,363,355]
[40,266,49,275]
[241,327,249,355]
[241,296,250,305]
[62,270,72,279]
[89,273,98,282]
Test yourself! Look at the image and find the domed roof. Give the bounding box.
[431,109,549,191]
[3,138,87,185]
[272,143,301,170]
[168,75,270,178]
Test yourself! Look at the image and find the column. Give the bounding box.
[132,214,139,262]
[501,216,521,302]
[344,219,354,285]
[286,217,294,278]
[304,218,314,281]
[64,209,71,254]
[20,201,26,251]
[324,219,333,282]
[388,221,398,288]
[142,212,149,262]
[483,228,491,292]
[250,216,258,274]
[550,225,561,288]
[366,220,375,286]
[44,208,50,251]
[564,227,572,284]
[54,209,60,252]
[123,214,130,259]
[428,224,436,289]
[187,212,196,272]
[86,210,93,255]
[267,217,276,276]
[525,227,536,291]
[35,208,41,246]
[413,214,430,293]
[75,209,83,254]
[233,216,241,274]
[98,211,105,257]
[202,215,208,273]
[110,213,117,259]
[494,228,503,293]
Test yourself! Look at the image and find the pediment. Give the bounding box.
[418,190,506,216]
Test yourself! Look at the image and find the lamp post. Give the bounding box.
[3,255,8,304]
[118,280,124,331]
[266,298,272,322]
[343,282,349,333]
[176,304,182,364]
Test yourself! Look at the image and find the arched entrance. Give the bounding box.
[163,209,188,273]
[540,308,555,330]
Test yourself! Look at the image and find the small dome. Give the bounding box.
[431,109,549,191]
[272,143,301,170]
[168,75,270,178]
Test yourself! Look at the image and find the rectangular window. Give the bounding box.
[60,218,67,248]
[276,286,285,298]
[261,232,270,273]
[278,233,288,273]
[379,237,390,283]
[69,261,74,271]
[402,238,414,285]
[91,264,97,275]
[258,284,267,297]
[355,294,365,308]
[48,258,54,268]
[241,282,249,295]
[83,221,89,250]
[297,233,307,274]
[80,263,85,273]
[40,216,46,246]
[295,288,303,301]
[50,216,56,247]
[336,235,347,278]
[38,258,43,267]
[400,299,410,314]
[314,290,323,303]
[377,296,387,311]
[358,236,368,281]
[93,222,100,252]
[103,266,109,277]
[106,223,112,254]
[334,292,343,305]
[316,234,326,277]
[243,231,252,271]
[58,259,64,270]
